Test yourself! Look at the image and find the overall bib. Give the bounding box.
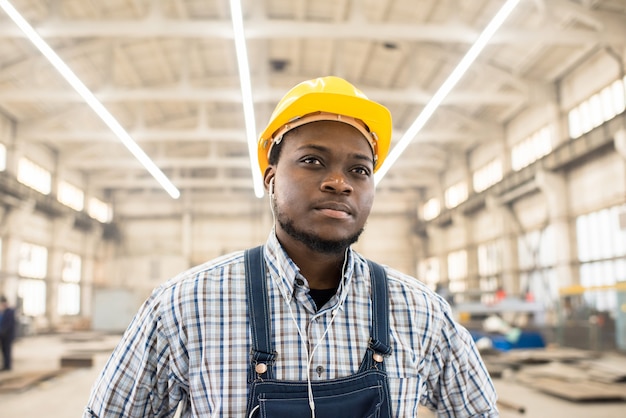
[244,246,393,418]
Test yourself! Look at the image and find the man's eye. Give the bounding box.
[301,156,321,165]
[352,167,371,176]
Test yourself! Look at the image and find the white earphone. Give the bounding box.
[268,178,277,221]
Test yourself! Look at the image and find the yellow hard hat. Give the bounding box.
[258,76,392,174]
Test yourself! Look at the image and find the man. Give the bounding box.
[85,76,498,417]
[0,295,16,371]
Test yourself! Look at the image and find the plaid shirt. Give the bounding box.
[85,232,498,417]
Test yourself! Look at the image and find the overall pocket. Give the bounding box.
[248,370,390,418]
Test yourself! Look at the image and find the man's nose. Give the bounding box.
[321,173,353,194]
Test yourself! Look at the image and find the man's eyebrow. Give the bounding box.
[297,144,375,165]
[296,143,331,154]
[353,153,375,164]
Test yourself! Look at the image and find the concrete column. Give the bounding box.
[535,168,575,289]
[447,209,475,302]
[47,215,75,327]
[0,200,35,320]
[0,199,35,237]
[500,234,519,295]
[81,223,102,321]
[0,116,18,176]
[1,236,22,304]
[425,223,447,283]
[485,196,521,296]
[466,244,479,299]
[615,129,626,160]
[424,174,448,289]
[460,216,479,292]
[47,247,63,326]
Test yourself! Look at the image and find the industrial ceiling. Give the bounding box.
[0,0,625,213]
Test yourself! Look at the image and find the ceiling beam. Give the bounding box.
[89,172,439,190]
[17,127,495,144]
[64,156,252,170]
[66,152,445,171]
[0,86,527,104]
[17,128,246,142]
[1,19,624,44]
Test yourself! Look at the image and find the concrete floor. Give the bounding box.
[1,334,625,417]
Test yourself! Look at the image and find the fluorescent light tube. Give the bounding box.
[229,0,265,198]
[0,0,180,199]
[375,0,521,185]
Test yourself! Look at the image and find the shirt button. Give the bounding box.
[316,365,325,377]
[295,279,305,286]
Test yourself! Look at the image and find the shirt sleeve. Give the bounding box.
[423,304,499,417]
[84,289,187,418]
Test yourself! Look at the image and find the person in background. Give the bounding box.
[0,295,16,371]
[84,76,498,417]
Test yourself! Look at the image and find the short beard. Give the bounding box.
[277,212,364,255]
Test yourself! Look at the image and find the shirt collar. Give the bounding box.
[263,229,361,304]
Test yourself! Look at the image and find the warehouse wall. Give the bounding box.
[568,152,625,214]
[0,111,115,332]
[108,190,421,299]
[82,190,419,332]
[1,48,625,337]
[414,48,626,342]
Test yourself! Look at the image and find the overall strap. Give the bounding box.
[245,245,276,380]
[366,260,392,359]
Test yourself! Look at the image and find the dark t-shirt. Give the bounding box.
[308,288,338,310]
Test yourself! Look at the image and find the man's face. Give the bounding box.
[267,120,376,254]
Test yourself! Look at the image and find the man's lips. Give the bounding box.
[315,202,353,219]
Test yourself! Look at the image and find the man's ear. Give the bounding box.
[263,167,275,193]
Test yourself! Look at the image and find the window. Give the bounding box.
[589,93,604,128]
[18,242,47,279]
[58,180,85,211]
[58,252,81,315]
[422,198,440,221]
[444,181,468,209]
[568,107,582,139]
[477,240,503,304]
[18,279,46,317]
[518,226,558,308]
[473,158,503,193]
[576,205,626,313]
[612,78,625,114]
[447,250,467,299]
[580,101,593,134]
[567,77,626,139]
[88,197,113,223]
[600,85,616,121]
[511,125,553,171]
[18,242,48,316]
[17,158,51,195]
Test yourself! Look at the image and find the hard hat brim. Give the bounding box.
[258,91,392,174]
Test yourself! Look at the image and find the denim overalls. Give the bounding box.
[244,246,393,418]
